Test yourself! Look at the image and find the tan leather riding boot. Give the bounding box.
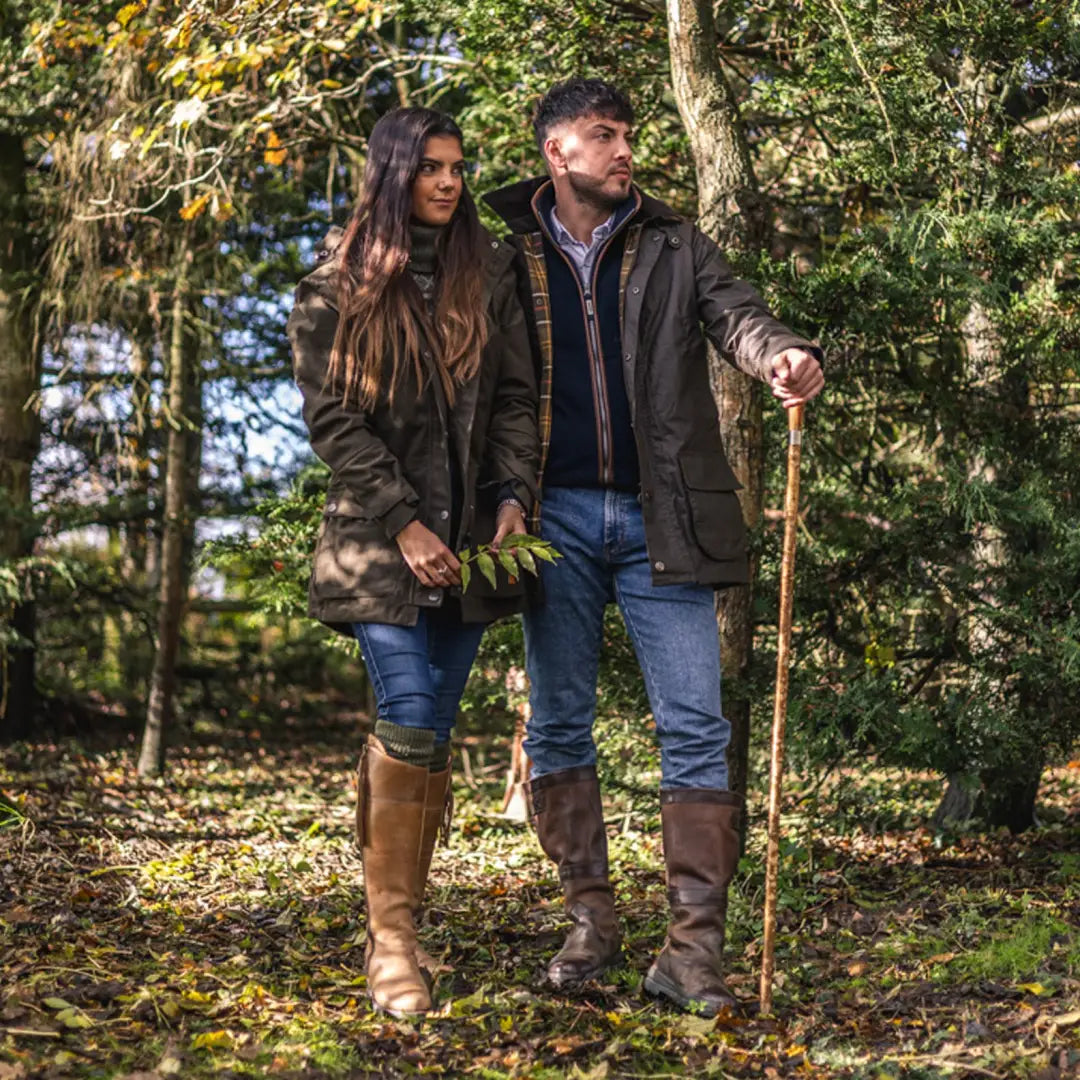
[413,760,453,976]
[355,737,431,1017]
[644,790,742,1016]
[527,765,621,988]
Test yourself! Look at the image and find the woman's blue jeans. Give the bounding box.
[353,605,486,746]
[523,486,731,789]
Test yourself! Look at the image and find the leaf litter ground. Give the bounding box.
[1,715,1078,1079]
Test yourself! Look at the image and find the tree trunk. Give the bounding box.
[138,253,195,777]
[667,0,771,810]
[931,773,978,829]
[181,320,204,577]
[976,759,1042,833]
[0,132,41,741]
[932,298,1042,827]
[123,332,154,576]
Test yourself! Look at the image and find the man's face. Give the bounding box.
[544,114,633,209]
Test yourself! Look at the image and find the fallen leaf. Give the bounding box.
[56,1007,93,1029]
[190,1029,232,1050]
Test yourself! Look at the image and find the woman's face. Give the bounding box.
[411,135,465,226]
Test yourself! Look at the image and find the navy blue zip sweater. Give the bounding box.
[538,206,640,493]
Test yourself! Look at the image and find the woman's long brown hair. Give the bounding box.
[329,108,488,411]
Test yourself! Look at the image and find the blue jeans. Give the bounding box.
[523,487,730,789]
[353,606,486,746]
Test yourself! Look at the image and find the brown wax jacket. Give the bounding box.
[485,178,822,588]
[286,225,539,630]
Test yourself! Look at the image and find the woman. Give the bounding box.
[287,108,538,1018]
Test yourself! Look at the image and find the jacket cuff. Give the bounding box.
[776,338,825,366]
[494,480,523,507]
[380,498,418,541]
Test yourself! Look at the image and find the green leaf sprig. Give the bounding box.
[457,533,562,592]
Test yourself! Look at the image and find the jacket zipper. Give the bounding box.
[543,232,621,487]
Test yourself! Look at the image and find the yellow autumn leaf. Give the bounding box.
[191,1029,233,1050]
[264,131,287,166]
[179,192,211,221]
[117,2,146,28]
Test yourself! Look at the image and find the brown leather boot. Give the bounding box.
[644,790,742,1016]
[355,737,432,1017]
[527,765,621,988]
[413,760,453,976]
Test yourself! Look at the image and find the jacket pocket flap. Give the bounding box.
[679,453,742,492]
[323,490,373,519]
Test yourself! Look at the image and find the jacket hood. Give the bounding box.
[483,176,684,235]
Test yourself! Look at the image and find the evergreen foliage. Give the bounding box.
[0,0,1076,821]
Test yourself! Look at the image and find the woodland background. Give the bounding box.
[1,2,1079,1078]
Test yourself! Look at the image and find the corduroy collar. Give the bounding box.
[483,176,683,236]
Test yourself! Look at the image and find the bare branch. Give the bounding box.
[1014,102,1080,135]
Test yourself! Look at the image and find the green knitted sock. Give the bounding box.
[429,741,451,772]
[374,720,436,767]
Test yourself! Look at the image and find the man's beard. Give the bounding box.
[566,168,631,213]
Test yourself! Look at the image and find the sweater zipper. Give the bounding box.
[581,291,612,484]
[545,232,622,486]
[585,229,623,485]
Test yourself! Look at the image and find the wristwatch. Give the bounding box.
[497,496,527,518]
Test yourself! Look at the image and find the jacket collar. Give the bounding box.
[483,176,683,235]
[312,222,512,276]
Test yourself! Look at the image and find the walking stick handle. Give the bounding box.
[760,402,805,1016]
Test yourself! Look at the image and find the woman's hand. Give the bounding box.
[491,501,527,551]
[395,520,462,587]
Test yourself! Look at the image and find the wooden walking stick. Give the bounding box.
[759,402,805,1016]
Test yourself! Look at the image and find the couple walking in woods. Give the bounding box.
[287,79,824,1019]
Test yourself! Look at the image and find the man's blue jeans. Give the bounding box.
[353,606,486,747]
[523,487,731,789]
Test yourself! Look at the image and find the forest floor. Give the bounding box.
[2,713,1079,1079]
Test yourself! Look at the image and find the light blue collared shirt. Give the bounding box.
[548,207,617,287]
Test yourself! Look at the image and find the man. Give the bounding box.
[484,79,823,1016]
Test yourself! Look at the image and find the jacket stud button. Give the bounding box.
[491,240,499,248]
[669,236,681,247]
[632,286,640,294]
[439,509,449,520]
[654,560,665,571]
[326,502,337,513]
[429,592,440,602]
[652,234,661,242]
[624,352,631,361]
